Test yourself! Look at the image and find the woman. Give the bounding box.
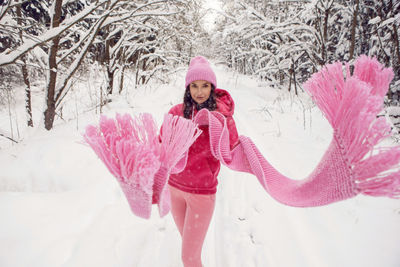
[167,56,239,267]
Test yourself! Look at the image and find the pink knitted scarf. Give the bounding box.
[84,56,400,219]
[193,55,400,207]
[84,113,201,219]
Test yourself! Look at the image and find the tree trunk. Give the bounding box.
[16,4,33,127]
[119,65,126,94]
[139,57,148,85]
[107,68,114,95]
[292,63,298,95]
[388,22,400,101]
[393,23,400,75]
[43,0,112,129]
[288,61,294,92]
[104,32,114,95]
[44,0,62,130]
[322,7,329,64]
[349,0,360,60]
[22,58,33,127]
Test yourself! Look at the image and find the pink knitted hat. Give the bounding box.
[185,56,217,88]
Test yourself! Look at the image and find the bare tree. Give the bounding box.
[41,0,178,129]
[15,2,33,127]
[0,1,104,67]
[43,0,63,130]
[349,0,360,60]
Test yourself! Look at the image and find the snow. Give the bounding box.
[202,0,223,31]
[380,17,397,28]
[387,106,400,117]
[0,63,400,267]
[368,16,381,25]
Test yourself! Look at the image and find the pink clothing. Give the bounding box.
[168,88,239,195]
[84,55,400,221]
[169,186,216,267]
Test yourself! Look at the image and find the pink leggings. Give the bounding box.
[169,186,216,267]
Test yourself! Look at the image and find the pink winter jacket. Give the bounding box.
[167,89,239,194]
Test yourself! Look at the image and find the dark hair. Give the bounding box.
[183,84,217,119]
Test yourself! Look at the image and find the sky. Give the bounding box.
[202,0,223,31]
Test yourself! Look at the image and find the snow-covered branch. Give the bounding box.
[0,1,105,67]
[0,0,30,21]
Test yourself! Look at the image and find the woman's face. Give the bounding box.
[189,80,212,104]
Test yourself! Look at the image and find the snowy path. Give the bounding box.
[0,65,400,267]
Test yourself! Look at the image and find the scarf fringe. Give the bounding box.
[153,114,202,217]
[303,55,400,198]
[83,113,200,219]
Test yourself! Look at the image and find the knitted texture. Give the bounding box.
[84,55,400,218]
[185,56,217,88]
[83,113,201,219]
[194,110,356,206]
[190,55,400,206]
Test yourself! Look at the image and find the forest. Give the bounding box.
[0,0,399,133]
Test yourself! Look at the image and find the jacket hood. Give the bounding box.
[215,88,235,117]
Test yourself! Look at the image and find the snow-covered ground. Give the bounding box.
[0,63,399,267]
